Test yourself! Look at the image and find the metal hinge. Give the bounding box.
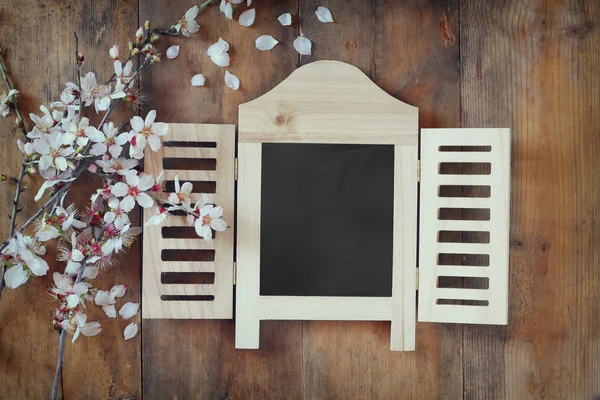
[417,159,421,182]
[416,268,419,290]
[233,262,237,285]
[234,158,239,181]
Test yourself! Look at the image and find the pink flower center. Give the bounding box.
[202,215,212,226]
[128,186,140,198]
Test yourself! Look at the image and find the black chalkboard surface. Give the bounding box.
[260,143,395,297]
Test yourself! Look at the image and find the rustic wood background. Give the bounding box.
[0,0,599,398]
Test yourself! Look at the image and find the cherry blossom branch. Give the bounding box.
[51,228,104,400]
[0,48,30,298]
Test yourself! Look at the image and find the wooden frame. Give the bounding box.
[142,124,235,319]
[418,128,511,324]
[236,61,419,351]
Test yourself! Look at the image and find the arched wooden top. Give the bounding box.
[238,61,418,145]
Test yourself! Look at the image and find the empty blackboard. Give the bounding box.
[260,143,395,297]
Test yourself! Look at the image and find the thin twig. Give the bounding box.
[51,330,66,400]
[0,48,28,137]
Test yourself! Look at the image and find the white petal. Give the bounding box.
[82,266,99,279]
[166,45,180,59]
[210,217,228,232]
[80,321,102,337]
[191,74,206,87]
[124,322,138,340]
[111,182,129,197]
[119,302,140,320]
[95,290,116,306]
[210,52,230,68]
[136,192,154,208]
[130,116,145,132]
[224,71,240,91]
[145,212,168,227]
[4,265,28,289]
[255,35,279,51]
[102,304,117,318]
[294,36,312,55]
[207,37,229,56]
[239,8,255,27]
[110,284,127,298]
[315,6,334,23]
[67,294,80,308]
[278,13,292,26]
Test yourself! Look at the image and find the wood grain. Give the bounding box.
[143,123,235,319]
[460,1,600,398]
[0,0,141,398]
[140,1,303,398]
[299,0,464,399]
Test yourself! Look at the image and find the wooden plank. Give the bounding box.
[0,0,141,398]
[390,145,418,351]
[235,143,261,349]
[238,61,417,141]
[460,1,600,398]
[259,296,394,320]
[140,1,303,398]
[142,123,235,320]
[299,0,464,398]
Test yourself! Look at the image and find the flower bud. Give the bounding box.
[26,165,36,175]
[152,54,161,63]
[109,45,119,60]
[128,41,134,51]
[0,174,7,181]
[15,118,23,128]
[135,27,144,44]
[88,164,98,173]
[150,34,159,42]
[144,20,151,30]
[131,48,140,57]
[77,52,85,64]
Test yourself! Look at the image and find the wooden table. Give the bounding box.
[0,1,598,398]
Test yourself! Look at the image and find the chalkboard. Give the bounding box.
[259,143,395,297]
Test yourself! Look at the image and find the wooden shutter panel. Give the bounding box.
[142,123,235,319]
[418,128,510,325]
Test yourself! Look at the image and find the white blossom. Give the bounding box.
[167,175,193,207]
[109,45,119,60]
[95,157,137,175]
[187,195,227,240]
[0,89,18,117]
[90,122,130,158]
[129,110,168,157]
[175,6,200,37]
[111,172,154,211]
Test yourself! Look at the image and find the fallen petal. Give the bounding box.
[166,45,180,59]
[207,37,229,56]
[102,304,117,318]
[224,70,240,91]
[255,35,279,51]
[239,8,255,27]
[191,74,206,87]
[293,36,312,55]
[119,302,140,320]
[124,322,138,340]
[278,13,292,26]
[315,6,334,23]
[210,52,231,67]
[110,284,127,298]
